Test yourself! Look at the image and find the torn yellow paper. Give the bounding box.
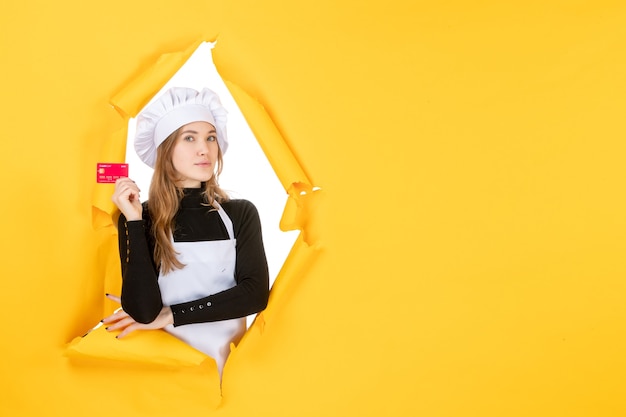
[225,81,311,192]
[75,39,314,373]
[110,40,205,119]
[66,324,211,368]
[224,81,322,238]
[3,1,626,417]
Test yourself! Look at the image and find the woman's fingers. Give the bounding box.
[115,323,141,339]
[102,307,128,324]
[112,178,143,220]
[113,182,140,205]
[102,296,172,339]
[105,293,121,304]
[105,315,145,339]
[101,293,145,338]
[113,179,139,196]
[114,177,139,189]
[105,315,136,332]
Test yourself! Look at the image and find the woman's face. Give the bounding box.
[171,121,219,188]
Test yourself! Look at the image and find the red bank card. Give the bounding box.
[97,163,129,183]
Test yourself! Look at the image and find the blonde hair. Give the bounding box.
[149,127,230,274]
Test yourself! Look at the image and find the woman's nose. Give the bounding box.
[197,141,210,155]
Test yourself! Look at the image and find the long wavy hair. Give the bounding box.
[149,126,230,274]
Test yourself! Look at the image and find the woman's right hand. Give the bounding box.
[112,177,143,221]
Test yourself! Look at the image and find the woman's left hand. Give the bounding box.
[102,294,174,339]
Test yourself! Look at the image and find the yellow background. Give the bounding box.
[1,1,625,416]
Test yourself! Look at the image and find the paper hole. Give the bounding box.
[124,42,298,324]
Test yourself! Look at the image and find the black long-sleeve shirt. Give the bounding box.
[117,187,270,327]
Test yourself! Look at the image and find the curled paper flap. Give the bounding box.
[66,323,211,368]
[263,233,320,322]
[224,81,322,237]
[110,40,205,119]
[224,81,311,192]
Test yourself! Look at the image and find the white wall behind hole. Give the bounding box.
[125,42,298,324]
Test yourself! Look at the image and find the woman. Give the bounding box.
[103,87,270,374]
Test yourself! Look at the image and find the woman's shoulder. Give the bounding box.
[221,199,261,222]
[221,198,259,213]
[221,199,262,235]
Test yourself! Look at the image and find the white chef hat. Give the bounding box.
[134,87,228,168]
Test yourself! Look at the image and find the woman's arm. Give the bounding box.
[169,200,270,326]
[111,177,163,323]
[117,210,164,324]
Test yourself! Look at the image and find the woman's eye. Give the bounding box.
[207,135,217,142]
[184,135,194,142]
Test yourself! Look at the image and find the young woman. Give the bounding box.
[103,87,270,374]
